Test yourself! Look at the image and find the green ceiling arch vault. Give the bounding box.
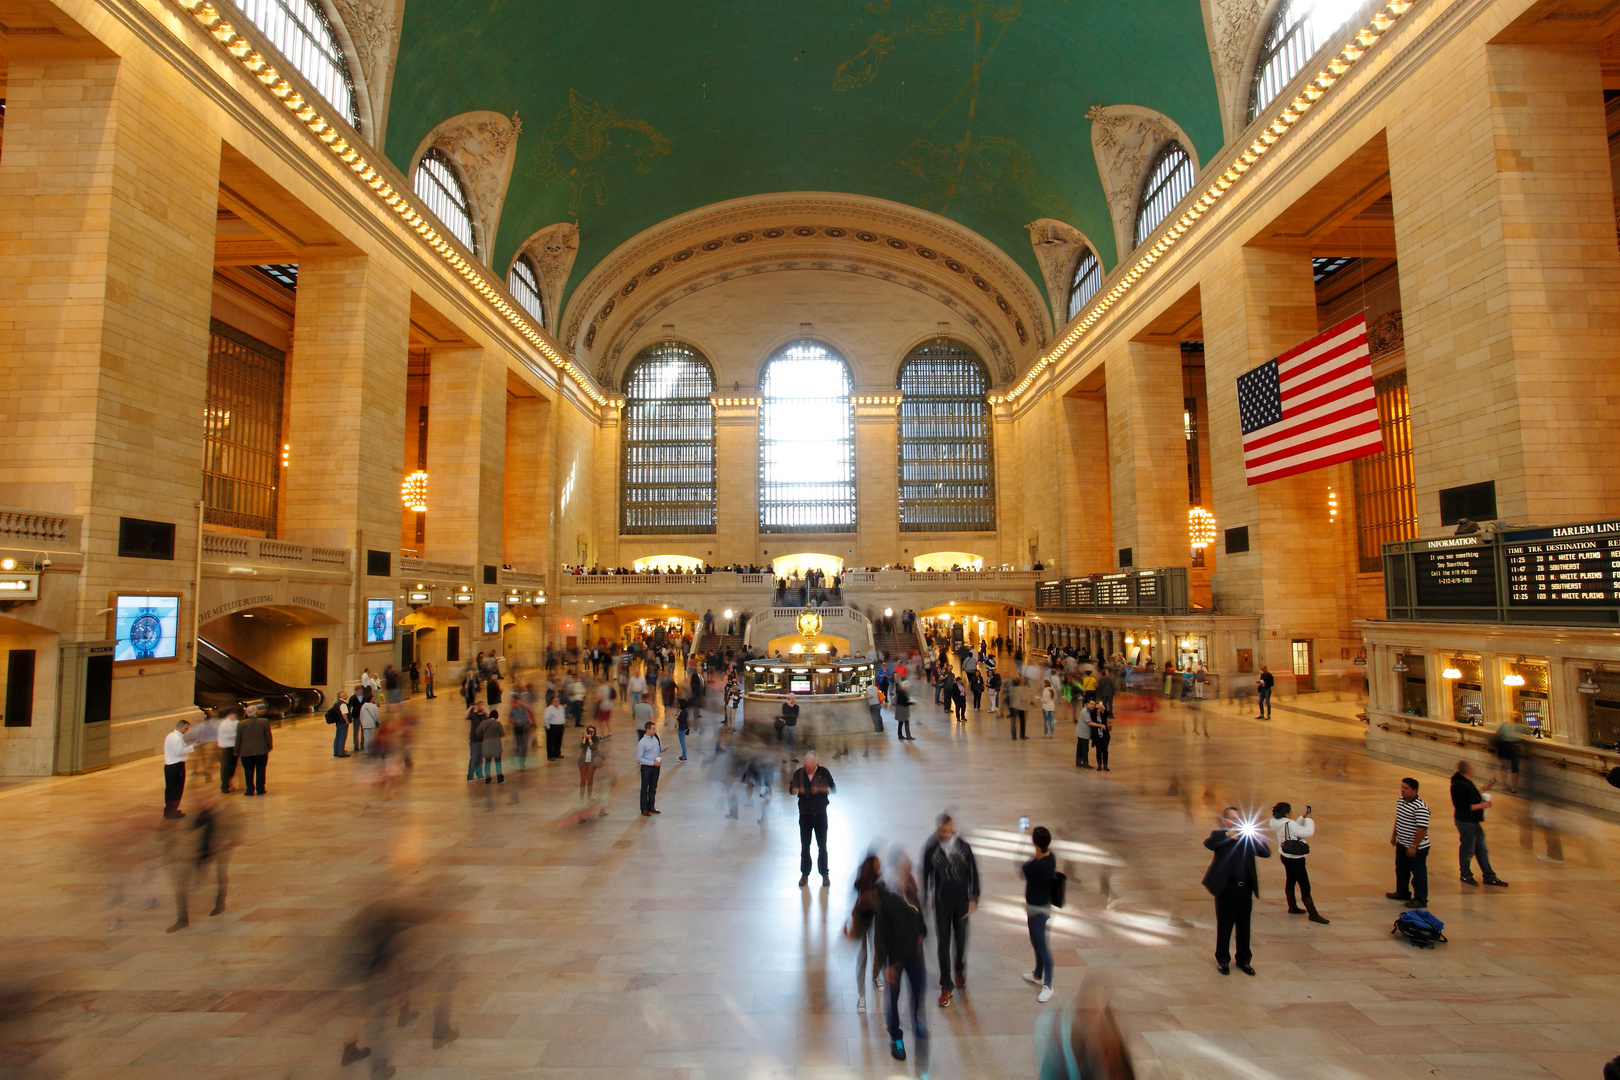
[387,1,1225,320]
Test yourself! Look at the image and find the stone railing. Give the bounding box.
[843,569,1041,585]
[400,556,476,583]
[499,569,547,589]
[202,532,350,572]
[0,507,82,549]
[558,572,772,587]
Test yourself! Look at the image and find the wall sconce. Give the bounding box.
[1502,656,1526,688]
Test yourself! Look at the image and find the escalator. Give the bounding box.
[195,638,324,718]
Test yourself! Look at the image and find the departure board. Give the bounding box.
[1504,520,1620,606]
[1412,538,1497,608]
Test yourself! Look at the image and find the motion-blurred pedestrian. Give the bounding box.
[162,719,193,818]
[876,853,929,1067]
[921,813,979,1007]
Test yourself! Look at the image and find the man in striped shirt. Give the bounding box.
[1387,777,1431,909]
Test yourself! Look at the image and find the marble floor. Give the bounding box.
[1,680,1617,1080]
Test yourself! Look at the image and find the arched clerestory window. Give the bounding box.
[234,0,360,128]
[897,340,995,532]
[1066,247,1103,322]
[1249,0,1362,122]
[1134,141,1195,248]
[758,341,856,533]
[620,342,717,534]
[414,147,477,256]
[507,253,546,327]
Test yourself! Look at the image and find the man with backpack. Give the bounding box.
[327,693,351,758]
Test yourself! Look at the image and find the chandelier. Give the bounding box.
[1188,507,1216,549]
[401,470,429,513]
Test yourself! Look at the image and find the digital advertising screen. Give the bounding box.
[114,595,180,661]
[365,598,394,643]
[483,601,500,635]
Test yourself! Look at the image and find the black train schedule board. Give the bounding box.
[1504,520,1620,606]
[1412,536,1497,608]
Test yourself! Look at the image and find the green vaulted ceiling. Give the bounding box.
[386,1,1225,318]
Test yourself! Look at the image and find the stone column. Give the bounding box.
[1201,247,1357,683]
[283,255,411,681]
[855,394,899,568]
[424,346,506,575]
[504,392,552,573]
[0,57,221,752]
[1059,393,1113,575]
[713,396,760,565]
[1389,41,1620,530]
[1105,341,1188,571]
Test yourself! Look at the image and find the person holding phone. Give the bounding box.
[1202,807,1271,975]
[1268,802,1329,924]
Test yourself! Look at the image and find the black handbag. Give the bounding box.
[1280,821,1310,857]
[1049,870,1067,908]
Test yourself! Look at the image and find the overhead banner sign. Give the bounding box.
[1237,313,1382,485]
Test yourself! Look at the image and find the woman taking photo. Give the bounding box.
[1268,802,1329,924]
[578,725,606,804]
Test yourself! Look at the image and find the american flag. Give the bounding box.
[1237,313,1383,486]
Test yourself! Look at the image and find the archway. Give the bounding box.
[912,551,983,571]
[770,553,843,580]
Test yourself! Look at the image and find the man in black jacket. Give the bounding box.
[1202,807,1271,975]
[789,752,834,886]
[1450,760,1508,887]
[920,813,980,1008]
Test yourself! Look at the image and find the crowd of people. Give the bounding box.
[147,618,1620,1080]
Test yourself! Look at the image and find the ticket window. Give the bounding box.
[1507,658,1551,738]
[1586,671,1620,749]
[1178,635,1208,672]
[1398,653,1427,717]
[1449,656,1484,726]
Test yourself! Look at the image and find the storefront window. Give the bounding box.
[1448,656,1483,726]
[1177,635,1208,672]
[1506,658,1551,737]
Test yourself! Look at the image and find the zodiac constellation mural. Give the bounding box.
[528,89,672,216]
[836,0,1071,223]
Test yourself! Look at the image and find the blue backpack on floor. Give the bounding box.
[1393,909,1446,948]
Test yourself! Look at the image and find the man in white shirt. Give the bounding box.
[216,709,240,793]
[358,696,382,753]
[636,721,664,816]
[627,668,647,705]
[542,691,568,760]
[163,719,193,818]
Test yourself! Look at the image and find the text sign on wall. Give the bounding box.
[1411,536,1497,608]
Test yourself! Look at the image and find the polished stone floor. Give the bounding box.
[1,678,1617,1080]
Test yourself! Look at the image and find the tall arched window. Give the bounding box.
[1134,141,1195,247]
[1066,247,1103,322]
[234,0,359,127]
[897,340,995,532]
[621,342,716,534]
[759,341,855,533]
[414,148,477,255]
[1249,0,1360,121]
[508,254,546,326]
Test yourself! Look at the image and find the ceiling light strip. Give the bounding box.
[1000,0,1414,405]
[174,0,607,405]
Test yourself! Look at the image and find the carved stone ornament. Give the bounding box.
[419,111,523,263]
[1366,310,1404,362]
[1086,104,1198,260]
[1025,219,1097,323]
[1201,0,1266,141]
[514,222,580,331]
[325,0,403,137]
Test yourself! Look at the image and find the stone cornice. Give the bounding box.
[563,193,1052,387]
